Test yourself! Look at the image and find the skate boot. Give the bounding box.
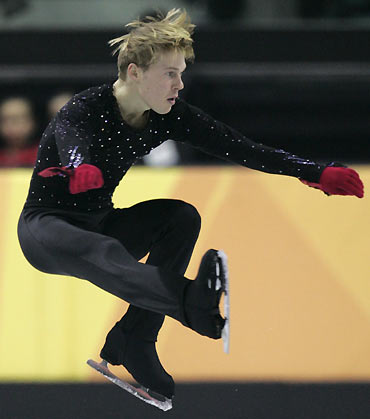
[182,249,229,346]
[88,307,173,411]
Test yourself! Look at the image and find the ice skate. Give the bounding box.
[87,358,172,411]
[88,308,174,411]
[218,250,230,353]
[184,249,230,353]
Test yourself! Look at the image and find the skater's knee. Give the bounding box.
[172,200,201,235]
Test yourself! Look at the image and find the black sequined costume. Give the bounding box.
[17,83,326,397]
[24,83,324,211]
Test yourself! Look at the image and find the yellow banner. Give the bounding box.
[0,166,369,382]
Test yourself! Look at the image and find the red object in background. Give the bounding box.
[0,144,38,168]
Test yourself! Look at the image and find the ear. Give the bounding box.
[127,63,142,81]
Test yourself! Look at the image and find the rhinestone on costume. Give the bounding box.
[26,83,324,213]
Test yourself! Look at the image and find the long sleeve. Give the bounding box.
[54,97,93,167]
[167,100,325,183]
[26,83,161,211]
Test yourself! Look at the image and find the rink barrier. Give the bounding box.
[0,382,369,419]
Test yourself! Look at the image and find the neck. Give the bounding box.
[113,79,149,129]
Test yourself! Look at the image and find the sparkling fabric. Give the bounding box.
[25,83,325,211]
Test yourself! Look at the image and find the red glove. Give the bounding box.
[38,164,104,194]
[38,166,73,178]
[300,166,364,198]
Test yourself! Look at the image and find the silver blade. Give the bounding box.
[86,359,173,411]
[217,250,230,354]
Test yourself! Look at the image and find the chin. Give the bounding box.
[155,107,172,115]
[151,101,173,115]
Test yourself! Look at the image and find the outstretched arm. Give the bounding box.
[168,100,364,198]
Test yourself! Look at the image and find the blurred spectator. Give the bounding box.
[47,91,74,120]
[0,97,39,167]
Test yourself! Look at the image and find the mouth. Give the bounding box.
[167,97,177,105]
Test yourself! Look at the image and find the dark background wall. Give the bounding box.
[2,28,370,64]
[1,27,370,163]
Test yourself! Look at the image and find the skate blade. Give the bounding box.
[86,359,173,411]
[217,250,230,354]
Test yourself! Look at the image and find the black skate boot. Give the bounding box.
[182,249,229,343]
[88,307,173,411]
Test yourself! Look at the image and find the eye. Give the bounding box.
[167,72,176,78]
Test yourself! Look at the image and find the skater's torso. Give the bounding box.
[24,83,325,212]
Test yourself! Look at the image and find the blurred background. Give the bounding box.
[0,1,369,418]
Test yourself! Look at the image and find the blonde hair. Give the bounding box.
[109,8,195,80]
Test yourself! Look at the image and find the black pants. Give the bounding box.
[18,199,201,325]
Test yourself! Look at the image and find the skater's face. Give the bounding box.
[129,50,186,114]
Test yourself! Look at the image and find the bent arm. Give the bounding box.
[38,98,104,194]
[54,98,92,168]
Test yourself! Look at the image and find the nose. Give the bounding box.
[174,75,184,91]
